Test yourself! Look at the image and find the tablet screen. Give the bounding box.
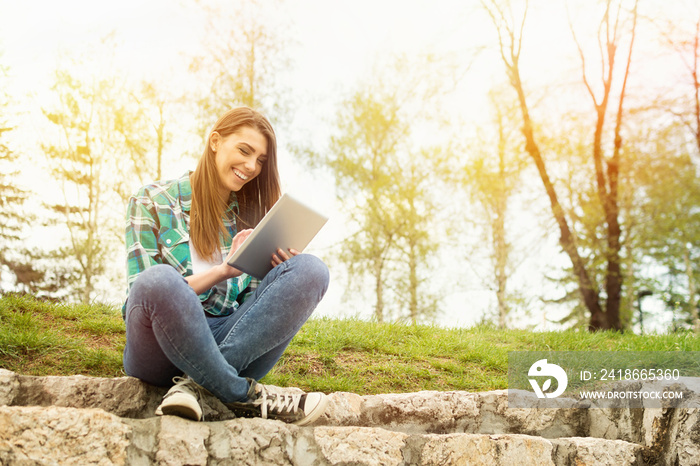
[226,194,328,279]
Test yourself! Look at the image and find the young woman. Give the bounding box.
[122,106,329,425]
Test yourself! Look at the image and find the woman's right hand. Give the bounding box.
[231,229,254,254]
[186,229,254,294]
[221,229,254,278]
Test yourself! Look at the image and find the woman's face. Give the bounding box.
[211,126,268,196]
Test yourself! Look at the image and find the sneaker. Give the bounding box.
[155,376,203,422]
[226,379,328,426]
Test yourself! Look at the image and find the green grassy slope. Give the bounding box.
[1,293,697,395]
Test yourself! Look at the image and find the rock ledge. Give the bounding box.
[1,369,698,465]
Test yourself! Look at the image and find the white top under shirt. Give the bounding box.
[189,243,232,308]
[190,243,223,275]
[189,242,253,313]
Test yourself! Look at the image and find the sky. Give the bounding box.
[0,0,692,331]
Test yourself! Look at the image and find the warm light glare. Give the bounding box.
[0,0,697,330]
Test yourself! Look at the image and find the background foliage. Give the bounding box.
[0,0,698,333]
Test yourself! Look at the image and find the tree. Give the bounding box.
[463,89,528,328]
[651,4,700,331]
[483,0,638,330]
[626,119,700,331]
[112,80,178,205]
[0,59,32,292]
[189,0,292,139]
[306,57,449,323]
[327,89,406,322]
[394,146,446,323]
[537,112,636,330]
[42,62,148,303]
[0,56,57,296]
[653,4,700,160]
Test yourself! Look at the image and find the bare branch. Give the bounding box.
[485,0,606,328]
[651,15,695,74]
[599,4,607,86]
[482,1,513,69]
[569,8,599,106]
[694,17,700,152]
[516,0,529,61]
[611,0,638,200]
[611,0,623,47]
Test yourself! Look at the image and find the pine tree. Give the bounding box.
[0,60,35,293]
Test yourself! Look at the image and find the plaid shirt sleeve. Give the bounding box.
[124,190,161,309]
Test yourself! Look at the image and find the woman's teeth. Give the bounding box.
[234,169,249,181]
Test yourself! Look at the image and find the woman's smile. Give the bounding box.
[233,168,250,181]
[212,126,268,196]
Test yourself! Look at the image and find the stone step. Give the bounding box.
[0,405,647,465]
[0,370,649,441]
[1,369,698,464]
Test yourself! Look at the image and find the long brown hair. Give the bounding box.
[190,107,281,260]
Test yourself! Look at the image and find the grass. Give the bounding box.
[1,293,698,394]
[0,294,125,377]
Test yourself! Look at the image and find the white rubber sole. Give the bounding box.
[156,392,203,422]
[293,392,329,426]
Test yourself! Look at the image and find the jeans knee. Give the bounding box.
[129,264,188,302]
[144,263,182,280]
[292,254,330,295]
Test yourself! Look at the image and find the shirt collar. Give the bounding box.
[225,192,239,217]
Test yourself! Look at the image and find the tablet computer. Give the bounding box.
[227,193,328,279]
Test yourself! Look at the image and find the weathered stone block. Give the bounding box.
[1,370,699,465]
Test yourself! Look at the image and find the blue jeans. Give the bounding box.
[122,254,329,403]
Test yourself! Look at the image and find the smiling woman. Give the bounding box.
[121,106,331,426]
[212,128,269,200]
[211,126,269,197]
[191,109,280,261]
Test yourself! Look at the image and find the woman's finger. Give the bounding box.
[276,248,290,261]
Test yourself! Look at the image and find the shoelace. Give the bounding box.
[253,391,303,419]
[164,376,200,401]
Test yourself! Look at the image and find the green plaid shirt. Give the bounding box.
[123,171,255,318]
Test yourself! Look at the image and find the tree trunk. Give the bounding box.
[592,107,622,330]
[495,118,509,329]
[485,0,638,330]
[409,237,419,324]
[508,64,605,327]
[694,18,700,155]
[599,0,637,331]
[374,258,384,323]
[686,248,699,333]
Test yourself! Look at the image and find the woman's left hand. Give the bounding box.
[271,248,300,267]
